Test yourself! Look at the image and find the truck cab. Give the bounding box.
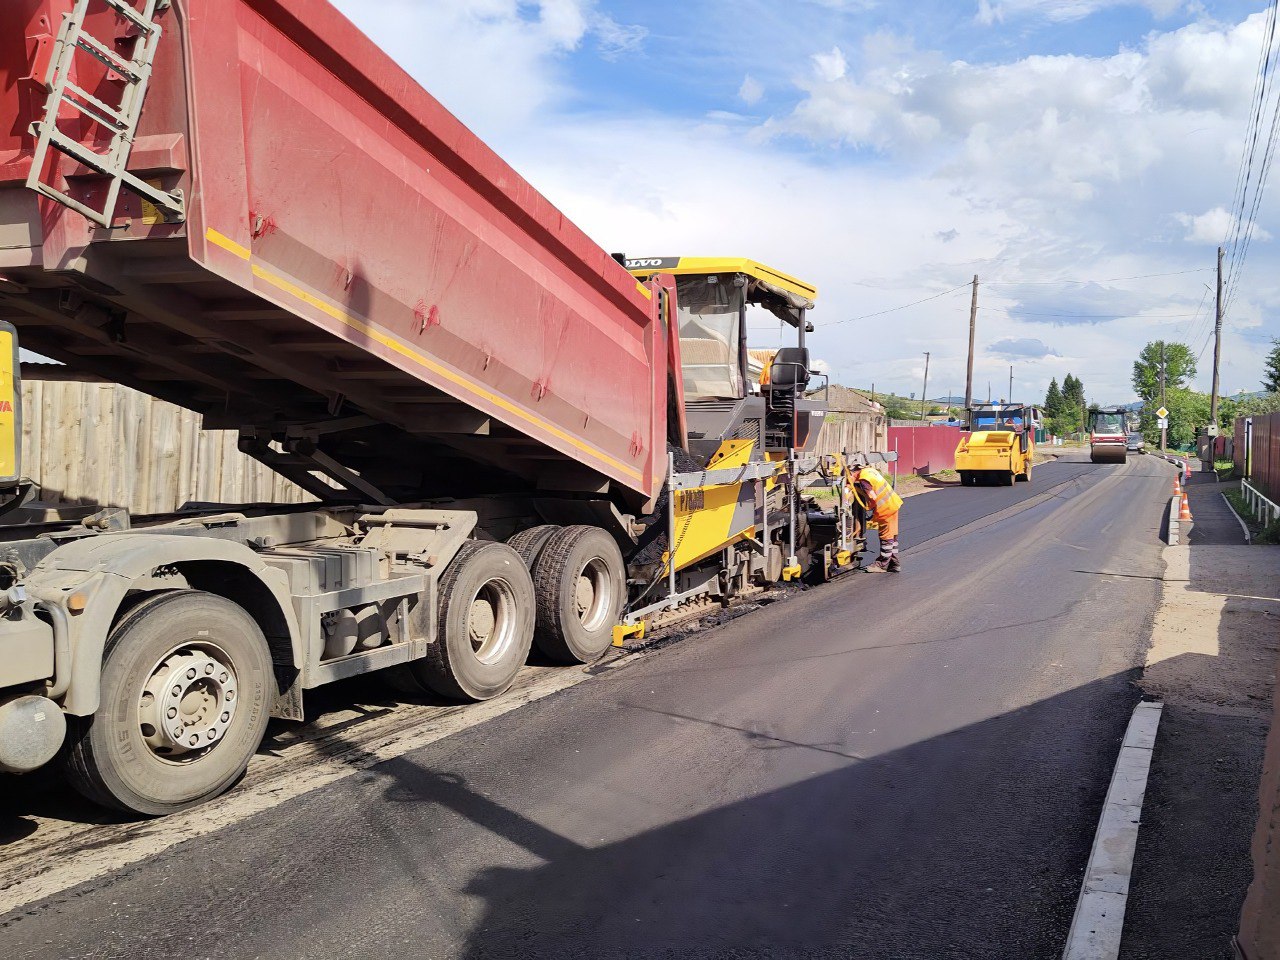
[624,258,827,466]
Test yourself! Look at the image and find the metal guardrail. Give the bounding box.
[1242,480,1280,525]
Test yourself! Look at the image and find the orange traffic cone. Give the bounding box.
[1173,476,1181,497]
[1180,492,1192,522]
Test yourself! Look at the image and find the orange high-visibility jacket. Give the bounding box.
[853,466,903,521]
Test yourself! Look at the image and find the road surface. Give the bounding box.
[0,453,1173,959]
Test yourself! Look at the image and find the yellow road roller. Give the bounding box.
[956,403,1041,486]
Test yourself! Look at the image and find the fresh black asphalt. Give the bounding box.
[0,454,1174,959]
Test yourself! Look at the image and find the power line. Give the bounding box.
[1222,0,1278,287]
[1222,0,1280,319]
[1177,285,1212,343]
[818,283,970,327]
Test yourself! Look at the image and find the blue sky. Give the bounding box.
[334,0,1277,404]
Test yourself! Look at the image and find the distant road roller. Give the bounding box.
[955,403,1042,486]
[1089,408,1129,464]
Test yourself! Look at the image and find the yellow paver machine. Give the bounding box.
[955,403,1043,486]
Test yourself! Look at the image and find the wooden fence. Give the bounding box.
[813,412,888,460]
[1242,413,1280,505]
[17,374,894,516]
[20,375,313,514]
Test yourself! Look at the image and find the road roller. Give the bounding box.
[1089,408,1129,464]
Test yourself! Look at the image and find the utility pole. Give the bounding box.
[1008,365,1013,404]
[964,275,978,413]
[1160,341,1167,453]
[920,352,931,421]
[1210,245,1224,432]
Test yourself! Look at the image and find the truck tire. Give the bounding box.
[532,525,625,664]
[63,590,273,816]
[506,524,561,569]
[410,540,534,701]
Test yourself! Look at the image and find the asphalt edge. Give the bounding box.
[1221,490,1254,545]
[1062,700,1165,960]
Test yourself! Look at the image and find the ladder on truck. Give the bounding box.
[25,0,185,228]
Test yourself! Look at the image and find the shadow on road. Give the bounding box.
[328,670,1147,960]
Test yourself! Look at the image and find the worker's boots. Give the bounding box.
[866,560,902,574]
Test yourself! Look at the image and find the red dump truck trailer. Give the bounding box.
[0,0,883,814]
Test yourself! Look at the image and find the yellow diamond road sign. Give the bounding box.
[1155,406,1169,419]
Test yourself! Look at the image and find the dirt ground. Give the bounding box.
[1121,544,1280,959]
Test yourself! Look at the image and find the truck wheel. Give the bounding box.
[506,524,561,569]
[532,525,626,664]
[63,591,273,816]
[412,541,534,701]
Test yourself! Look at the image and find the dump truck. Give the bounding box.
[0,0,881,814]
[1089,408,1129,464]
[954,403,1041,486]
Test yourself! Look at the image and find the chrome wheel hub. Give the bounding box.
[468,581,517,665]
[575,559,612,632]
[139,645,237,760]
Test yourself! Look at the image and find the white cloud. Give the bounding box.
[327,4,1280,402]
[1176,206,1271,244]
[811,46,849,83]
[988,337,1063,359]
[593,14,647,60]
[977,0,1188,25]
[328,0,633,135]
[752,12,1280,396]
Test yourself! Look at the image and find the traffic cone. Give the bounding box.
[1180,491,1192,522]
[1173,476,1181,497]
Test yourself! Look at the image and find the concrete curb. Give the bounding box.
[1221,491,1254,545]
[1168,495,1180,546]
[1062,700,1165,960]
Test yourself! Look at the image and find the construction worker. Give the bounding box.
[851,465,904,573]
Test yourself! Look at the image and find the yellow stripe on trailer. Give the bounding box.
[0,323,21,485]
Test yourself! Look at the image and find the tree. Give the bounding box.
[1050,373,1086,435]
[1132,341,1196,403]
[1140,387,1210,450]
[882,394,913,421]
[1264,340,1280,393]
[1227,391,1280,419]
[1044,378,1064,418]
